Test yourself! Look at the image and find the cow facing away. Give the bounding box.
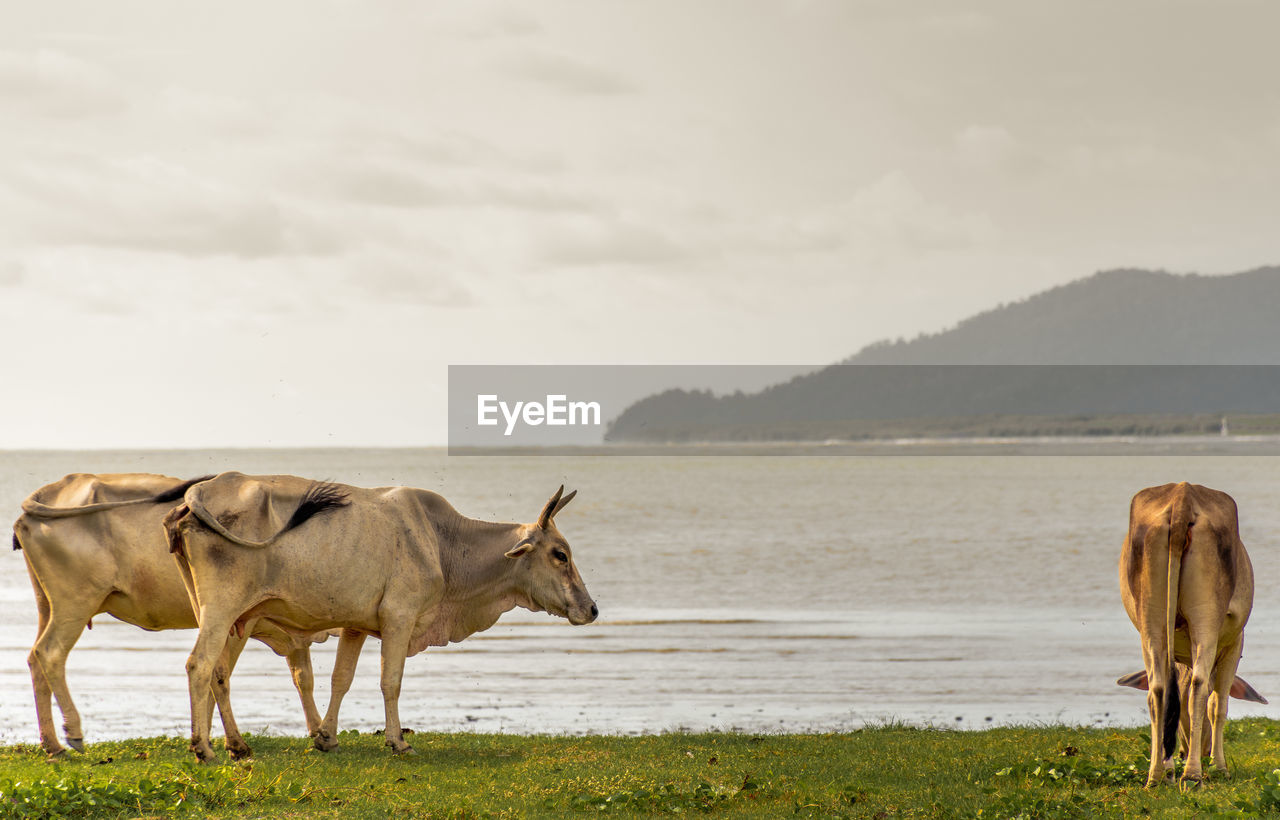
[1119,482,1256,787]
[165,473,598,762]
[12,473,330,758]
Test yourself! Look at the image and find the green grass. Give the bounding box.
[5,721,1280,818]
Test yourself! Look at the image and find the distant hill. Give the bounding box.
[606,267,1280,442]
[844,266,1280,365]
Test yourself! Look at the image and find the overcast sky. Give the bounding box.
[2,1,1278,447]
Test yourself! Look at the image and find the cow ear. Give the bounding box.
[1116,670,1149,691]
[505,538,535,559]
[1231,675,1269,704]
[538,485,565,529]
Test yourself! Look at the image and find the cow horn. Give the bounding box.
[552,489,577,518]
[538,485,564,529]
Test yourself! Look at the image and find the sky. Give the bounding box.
[1,0,1279,447]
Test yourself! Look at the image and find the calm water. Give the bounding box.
[2,448,1279,745]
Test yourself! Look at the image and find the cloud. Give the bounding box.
[465,9,543,39]
[837,171,996,253]
[733,216,848,257]
[599,173,996,268]
[0,48,127,118]
[922,10,994,34]
[954,125,1020,168]
[343,252,473,307]
[539,218,691,267]
[495,48,637,96]
[4,253,464,321]
[0,259,23,287]
[340,128,499,170]
[730,172,995,261]
[332,164,456,209]
[156,85,264,137]
[4,155,345,258]
[330,160,599,213]
[3,257,172,317]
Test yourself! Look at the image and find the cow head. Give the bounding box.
[505,485,598,625]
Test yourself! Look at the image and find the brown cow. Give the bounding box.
[165,473,598,762]
[13,473,329,758]
[1118,482,1255,787]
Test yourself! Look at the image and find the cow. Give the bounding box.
[1116,665,1267,761]
[13,473,329,758]
[164,472,598,762]
[1118,481,1256,787]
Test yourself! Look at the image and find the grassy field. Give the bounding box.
[5,722,1280,818]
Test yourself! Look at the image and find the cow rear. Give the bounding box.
[1118,482,1254,787]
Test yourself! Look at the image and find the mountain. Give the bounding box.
[606,267,1280,442]
[843,266,1280,365]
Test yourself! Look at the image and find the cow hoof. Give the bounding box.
[386,741,415,755]
[44,747,67,761]
[313,732,338,752]
[191,744,218,764]
[65,737,84,753]
[1179,776,1203,792]
[227,743,253,761]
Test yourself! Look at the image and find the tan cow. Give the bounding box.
[13,473,328,758]
[165,473,598,762]
[1118,481,1255,787]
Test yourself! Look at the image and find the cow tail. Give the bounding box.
[185,495,276,548]
[1162,487,1193,759]
[21,497,151,518]
[184,481,348,549]
[1161,660,1180,759]
[163,503,190,555]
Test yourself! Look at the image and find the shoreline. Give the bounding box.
[451,434,1280,456]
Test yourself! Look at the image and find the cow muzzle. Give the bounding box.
[568,601,599,626]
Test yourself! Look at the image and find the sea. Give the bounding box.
[3,445,1280,745]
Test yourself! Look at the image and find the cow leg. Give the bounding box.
[285,646,322,737]
[315,629,366,752]
[1209,641,1243,776]
[24,568,65,757]
[212,632,252,760]
[185,610,238,763]
[1142,642,1175,787]
[30,599,98,756]
[1181,639,1217,786]
[377,625,414,754]
[32,620,88,754]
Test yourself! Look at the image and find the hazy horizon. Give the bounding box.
[3,1,1279,447]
